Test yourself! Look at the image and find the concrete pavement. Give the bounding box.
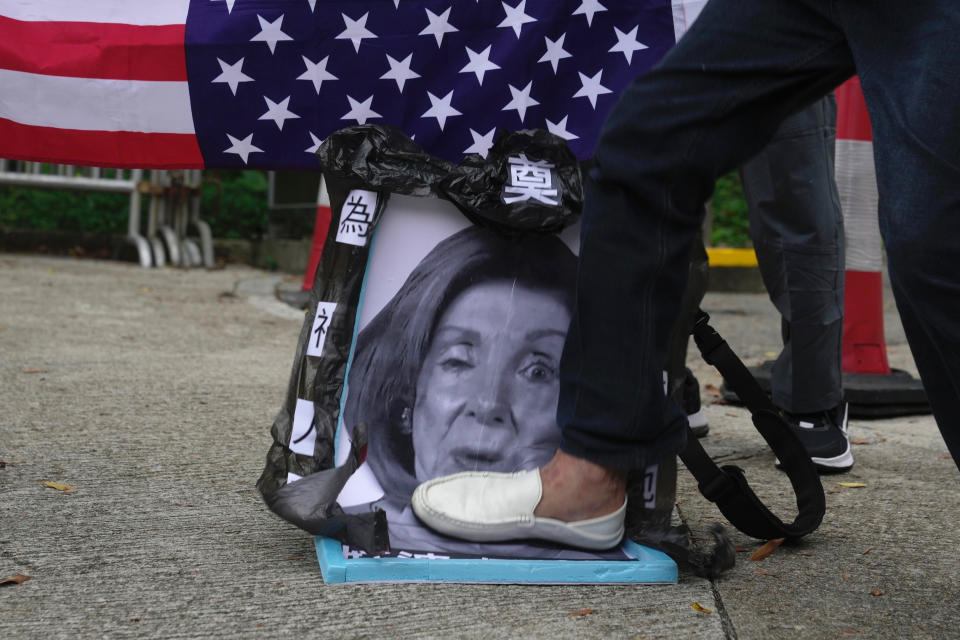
[1,255,956,639]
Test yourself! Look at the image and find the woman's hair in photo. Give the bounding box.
[343,224,577,505]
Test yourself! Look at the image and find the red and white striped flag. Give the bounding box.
[0,0,680,170]
[0,1,201,168]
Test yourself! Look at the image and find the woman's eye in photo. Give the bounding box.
[437,343,474,372]
[518,358,557,383]
[439,357,473,372]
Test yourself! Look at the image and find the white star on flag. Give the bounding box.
[212,0,236,14]
[224,133,263,163]
[546,116,579,140]
[305,132,323,154]
[212,58,253,95]
[464,128,497,157]
[298,56,338,93]
[609,25,649,63]
[499,0,537,38]
[460,45,500,84]
[421,91,461,130]
[419,7,458,47]
[538,35,572,73]
[259,96,300,130]
[337,12,378,53]
[341,95,381,124]
[381,53,420,91]
[250,15,293,54]
[573,69,612,108]
[2,0,678,170]
[573,0,607,27]
[502,81,539,122]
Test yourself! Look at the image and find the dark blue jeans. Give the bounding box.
[557,0,960,470]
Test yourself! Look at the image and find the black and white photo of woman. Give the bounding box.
[338,224,627,559]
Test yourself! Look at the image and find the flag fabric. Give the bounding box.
[0,0,678,170]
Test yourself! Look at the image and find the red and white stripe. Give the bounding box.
[835,77,890,375]
[0,0,203,168]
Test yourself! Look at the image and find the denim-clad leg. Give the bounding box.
[741,94,845,414]
[838,3,960,461]
[557,0,856,469]
[559,0,960,470]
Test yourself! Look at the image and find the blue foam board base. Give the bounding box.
[315,537,678,584]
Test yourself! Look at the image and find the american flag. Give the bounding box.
[0,0,678,169]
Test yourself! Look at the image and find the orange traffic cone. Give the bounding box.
[833,77,926,416]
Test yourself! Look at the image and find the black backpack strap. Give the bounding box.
[679,310,825,540]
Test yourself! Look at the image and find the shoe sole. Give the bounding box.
[775,442,854,473]
[688,409,709,438]
[810,443,854,472]
[413,497,627,550]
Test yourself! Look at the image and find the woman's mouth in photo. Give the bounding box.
[449,447,506,471]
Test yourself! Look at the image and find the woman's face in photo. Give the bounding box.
[411,279,570,482]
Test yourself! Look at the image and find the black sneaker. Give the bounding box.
[777,402,852,473]
[682,368,709,438]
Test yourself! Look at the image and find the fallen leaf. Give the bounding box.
[796,551,813,557]
[0,573,32,586]
[827,488,843,494]
[850,439,871,445]
[871,589,884,597]
[750,538,785,561]
[836,482,867,488]
[861,547,873,555]
[843,573,852,580]
[40,481,76,491]
[691,602,713,614]
[940,453,952,460]
[753,569,777,577]
[23,369,48,374]
[704,384,722,398]
[568,609,596,617]
[734,546,748,552]
[140,285,151,293]
[46,268,55,274]
[763,351,778,358]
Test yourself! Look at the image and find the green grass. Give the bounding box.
[710,172,751,248]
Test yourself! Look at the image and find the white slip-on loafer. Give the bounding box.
[411,469,626,550]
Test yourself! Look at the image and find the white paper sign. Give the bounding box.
[336,189,378,246]
[307,301,337,357]
[289,398,317,456]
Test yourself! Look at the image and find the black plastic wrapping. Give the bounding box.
[257,124,582,555]
[316,124,581,235]
[257,124,735,578]
[261,423,389,553]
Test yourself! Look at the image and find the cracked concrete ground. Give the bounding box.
[1,255,956,639]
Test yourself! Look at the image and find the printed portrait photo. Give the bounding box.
[331,194,631,561]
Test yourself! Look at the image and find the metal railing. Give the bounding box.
[0,161,213,268]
